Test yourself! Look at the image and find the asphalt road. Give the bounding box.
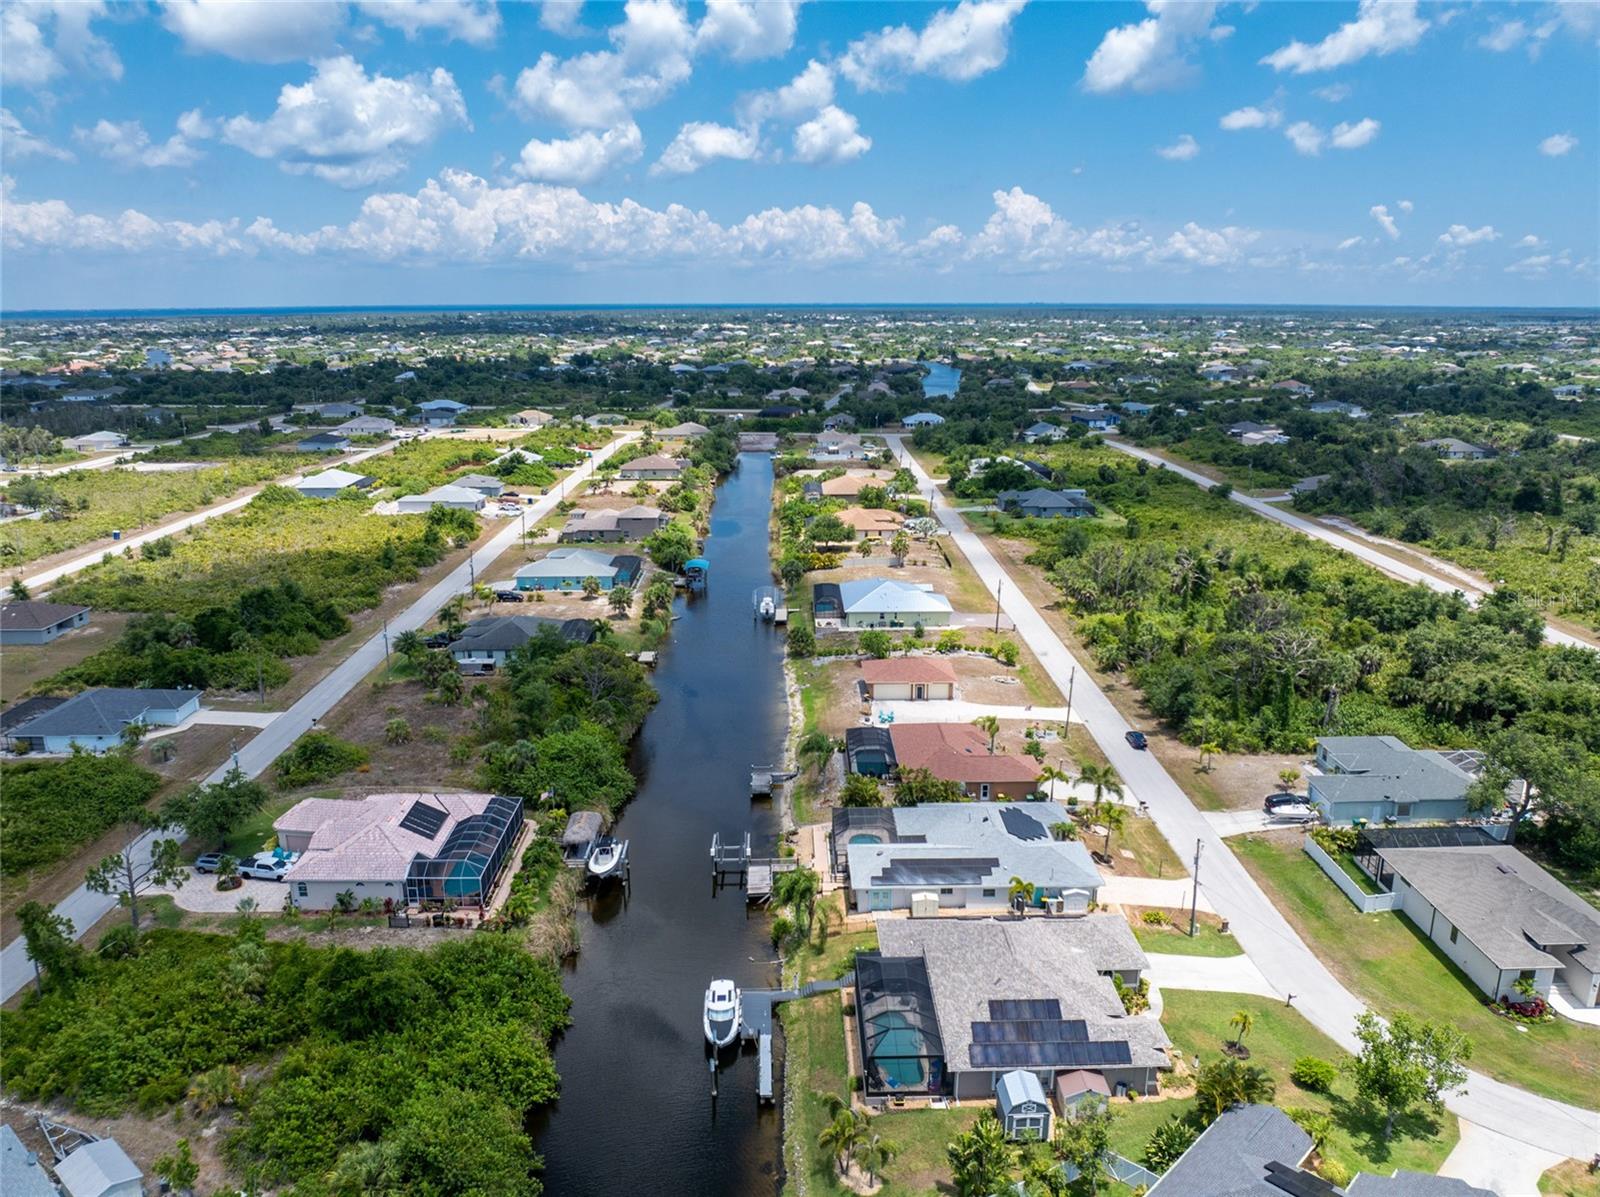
[0,433,636,1002]
[1103,438,1596,652]
[886,434,1600,1169]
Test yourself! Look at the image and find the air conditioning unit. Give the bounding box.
[910,892,940,918]
[1044,896,1066,916]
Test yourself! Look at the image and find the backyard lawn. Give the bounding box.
[1133,915,1243,957]
[1235,833,1600,1111]
[1157,989,1458,1179]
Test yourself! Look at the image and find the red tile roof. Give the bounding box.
[860,657,958,685]
[888,723,1039,784]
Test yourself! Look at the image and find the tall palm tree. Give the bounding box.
[1036,763,1071,801]
[393,629,424,663]
[857,1132,900,1185]
[947,1112,1019,1197]
[1198,741,1222,772]
[1007,875,1035,914]
[973,714,1001,754]
[818,1106,867,1177]
[773,868,821,938]
[1077,762,1123,806]
[1093,801,1128,859]
[1229,1008,1255,1051]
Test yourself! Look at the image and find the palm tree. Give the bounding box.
[947,1112,1019,1197]
[856,1132,900,1186]
[773,868,821,938]
[890,530,910,567]
[1093,800,1128,859]
[393,629,424,663]
[607,586,633,618]
[973,714,1001,754]
[857,538,874,559]
[798,730,835,776]
[581,575,602,599]
[1007,875,1035,914]
[1229,1008,1255,1051]
[818,1106,867,1177]
[1194,1057,1275,1121]
[1077,762,1123,806]
[1198,741,1221,772]
[1036,763,1071,801]
[1277,768,1301,791]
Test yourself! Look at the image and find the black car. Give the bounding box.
[1124,730,1148,750]
[495,589,524,603]
[422,632,453,649]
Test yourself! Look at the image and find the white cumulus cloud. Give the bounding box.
[793,106,872,164]
[1262,0,1429,74]
[2,1,121,90]
[738,60,835,124]
[160,0,345,63]
[512,0,694,128]
[1219,104,1281,131]
[1,108,75,161]
[518,122,643,183]
[695,0,801,62]
[1284,121,1325,156]
[355,1,501,46]
[840,0,1027,91]
[1539,132,1577,157]
[1370,204,1399,239]
[1313,83,1351,102]
[74,114,211,169]
[1478,20,1527,53]
[651,121,758,175]
[1082,1,1226,94]
[221,56,468,187]
[1156,133,1199,160]
[1330,117,1380,149]
[539,0,584,35]
[1437,224,1499,246]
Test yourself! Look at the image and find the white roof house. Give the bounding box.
[840,578,953,620]
[54,1139,143,1197]
[394,484,486,513]
[295,468,373,498]
[903,412,945,426]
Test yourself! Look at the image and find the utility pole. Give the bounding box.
[994,576,1003,634]
[1064,665,1077,729]
[382,618,391,667]
[1189,839,1204,938]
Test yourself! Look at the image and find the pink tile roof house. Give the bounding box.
[275,792,497,883]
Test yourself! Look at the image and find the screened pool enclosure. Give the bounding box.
[855,953,947,1095]
[403,793,524,909]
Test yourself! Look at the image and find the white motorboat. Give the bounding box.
[587,837,626,880]
[704,979,741,1049]
[758,594,776,620]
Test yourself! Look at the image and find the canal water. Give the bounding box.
[534,452,790,1196]
[920,360,962,398]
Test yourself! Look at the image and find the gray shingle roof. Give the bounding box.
[1313,736,1474,807]
[874,915,1169,1076]
[1146,1104,1312,1195]
[448,615,594,652]
[1,600,89,631]
[1378,844,1600,971]
[11,687,197,739]
[1346,1173,1495,1197]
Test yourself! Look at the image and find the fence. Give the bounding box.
[1302,836,1401,913]
[1059,1152,1161,1189]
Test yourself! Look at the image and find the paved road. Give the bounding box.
[1103,438,1596,652]
[885,435,1600,1171]
[16,439,405,594]
[0,434,635,1002]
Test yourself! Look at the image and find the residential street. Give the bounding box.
[1103,438,1597,652]
[0,433,637,1003]
[885,433,1600,1171]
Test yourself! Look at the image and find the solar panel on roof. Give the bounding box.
[988,999,1062,1021]
[1264,1161,1340,1197]
[871,857,1000,886]
[998,807,1047,841]
[398,801,448,838]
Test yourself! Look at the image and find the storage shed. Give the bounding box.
[54,1138,143,1197]
[996,1069,1053,1141]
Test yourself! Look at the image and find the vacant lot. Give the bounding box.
[0,613,130,702]
[314,669,486,793]
[1236,831,1600,1110]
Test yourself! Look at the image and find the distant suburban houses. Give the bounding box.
[395,484,485,513]
[996,487,1096,519]
[617,453,689,480]
[559,505,670,542]
[294,468,373,499]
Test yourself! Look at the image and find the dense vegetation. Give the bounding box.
[54,487,476,618]
[1,458,317,565]
[924,436,1600,872]
[362,438,504,493]
[1,928,569,1195]
[0,752,162,877]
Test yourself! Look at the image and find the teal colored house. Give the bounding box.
[514,548,641,591]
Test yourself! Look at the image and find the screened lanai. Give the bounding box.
[855,952,947,1095]
[404,793,524,909]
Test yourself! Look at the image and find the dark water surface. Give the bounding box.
[920,360,962,398]
[533,453,788,1196]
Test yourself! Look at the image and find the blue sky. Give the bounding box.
[1,0,1596,310]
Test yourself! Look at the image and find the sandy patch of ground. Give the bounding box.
[317,675,484,792]
[0,614,131,702]
[2,1100,240,1196]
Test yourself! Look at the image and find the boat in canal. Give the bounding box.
[704,979,742,1049]
[586,837,627,881]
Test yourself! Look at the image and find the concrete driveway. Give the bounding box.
[1145,952,1278,998]
[1439,1121,1566,1196]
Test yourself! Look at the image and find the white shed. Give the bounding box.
[55,1139,143,1197]
[996,1069,1052,1141]
[395,484,486,513]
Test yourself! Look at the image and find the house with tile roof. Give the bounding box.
[858,655,957,701]
[885,722,1041,798]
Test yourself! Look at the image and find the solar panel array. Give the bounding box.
[969,1001,1131,1070]
[398,800,448,839]
[1264,1161,1341,1197]
[871,857,999,886]
[998,807,1048,841]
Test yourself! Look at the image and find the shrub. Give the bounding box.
[989,639,1020,666]
[787,624,816,658]
[274,732,369,789]
[384,718,412,745]
[935,629,965,653]
[1141,909,1170,926]
[0,754,162,877]
[1290,1055,1339,1094]
[1143,1114,1201,1172]
[841,773,882,807]
[1319,1160,1352,1187]
[859,629,892,658]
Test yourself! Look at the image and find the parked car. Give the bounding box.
[192,852,225,874]
[238,855,289,882]
[1124,730,1148,750]
[494,589,524,603]
[1263,792,1318,822]
[422,632,453,649]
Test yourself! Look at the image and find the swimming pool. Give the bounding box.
[870,1010,927,1090]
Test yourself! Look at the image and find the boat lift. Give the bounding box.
[685,556,710,593]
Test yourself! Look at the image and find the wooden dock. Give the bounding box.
[750,764,799,797]
[737,978,850,1104]
[710,832,799,901]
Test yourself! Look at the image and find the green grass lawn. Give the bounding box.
[1542,1158,1600,1197]
[219,793,302,860]
[1159,990,1458,1179]
[1134,920,1244,957]
[1236,833,1600,1110]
